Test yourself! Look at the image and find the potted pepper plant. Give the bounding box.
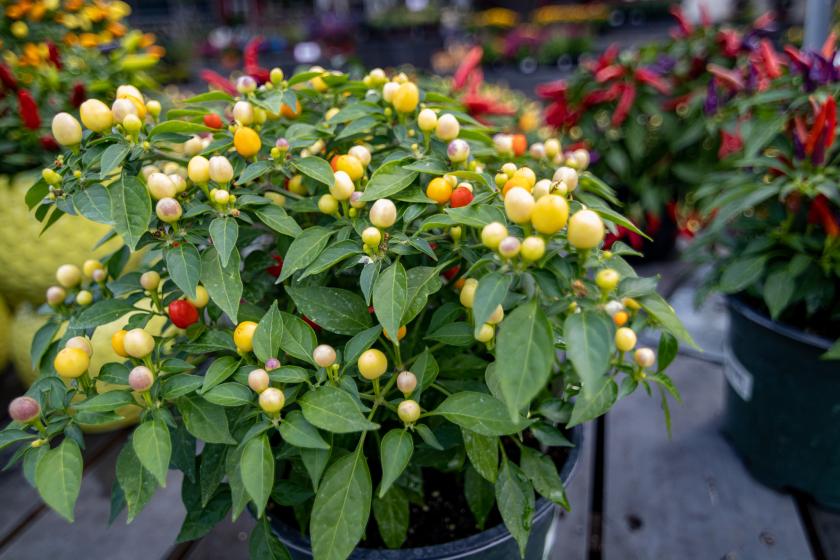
[3,64,694,559]
[691,37,840,507]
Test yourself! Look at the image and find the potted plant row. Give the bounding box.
[691,36,840,507]
[3,63,693,559]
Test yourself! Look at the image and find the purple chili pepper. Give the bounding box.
[746,63,758,92]
[704,80,719,115]
[793,133,805,160]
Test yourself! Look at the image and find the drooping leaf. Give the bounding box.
[495,459,534,558]
[359,159,417,201]
[254,301,284,363]
[299,386,379,433]
[373,262,408,343]
[35,439,83,522]
[115,441,158,523]
[110,175,150,250]
[378,429,413,497]
[278,226,332,281]
[241,434,274,517]
[132,418,171,487]
[165,243,201,299]
[429,392,528,436]
[471,272,511,337]
[278,410,330,449]
[209,217,239,268]
[462,428,498,483]
[286,286,372,335]
[176,395,236,444]
[373,486,409,549]
[201,246,243,322]
[564,310,613,397]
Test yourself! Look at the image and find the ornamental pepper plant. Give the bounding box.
[690,35,840,355]
[5,65,694,559]
[0,0,163,173]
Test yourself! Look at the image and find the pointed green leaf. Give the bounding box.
[471,272,511,337]
[165,243,201,299]
[359,160,418,201]
[378,429,413,498]
[429,392,528,436]
[278,226,332,282]
[286,286,371,335]
[35,439,82,522]
[520,446,569,510]
[200,356,240,393]
[373,486,409,549]
[373,262,408,344]
[310,446,372,560]
[116,441,158,523]
[496,300,554,419]
[254,205,302,237]
[241,434,274,517]
[201,246,243,322]
[254,301,284,363]
[132,419,171,487]
[462,428,498,483]
[99,143,131,179]
[209,217,239,268]
[299,385,379,433]
[110,175,150,250]
[564,310,613,397]
[278,311,317,364]
[249,516,291,559]
[278,410,330,449]
[292,156,334,187]
[495,460,534,558]
[177,395,236,444]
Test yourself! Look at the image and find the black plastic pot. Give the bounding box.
[723,297,840,509]
[268,425,583,559]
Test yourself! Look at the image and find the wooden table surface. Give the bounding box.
[0,261,836,560]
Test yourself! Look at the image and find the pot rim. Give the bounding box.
[266,423,584,559]
[726,295,834,351]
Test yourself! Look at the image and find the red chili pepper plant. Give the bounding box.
[3,65,694,559]
[690,35,840,353]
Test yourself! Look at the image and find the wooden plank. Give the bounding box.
[0,430,123,545]
[808,506,840,560]
[602,355,814,560]
[549,422,594,559]
[178,514,255,559]
[0,438,186,560]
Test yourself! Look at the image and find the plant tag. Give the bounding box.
[723,344,753,401]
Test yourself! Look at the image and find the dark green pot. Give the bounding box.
[723,297,840,508]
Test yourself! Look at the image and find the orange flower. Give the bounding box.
[65,0,83,11]
[107,21,125,37]
[79,32,98,47]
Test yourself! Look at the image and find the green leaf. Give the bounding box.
[0,429,36,451]
[176,483,231,542]
[249,517,291,559]
[640,293,699,349]
[564,311,613,397]
[763,269,794,320]
[720,256,767,294]
[201,246,243,322]
[594,207,649,239]
[336,116,378,140]
[292,156,334,187]
[429,392,528,436]
[378,429,413,498]
[238,160,273,184]
[73,390,135,412]
[269,366,310,384]
[278,410,330,449]
[496,300,554,419]
[149,120,213,136]
[110,175,150,250]
[465,465,495,529]
[254,301,284,363]
[444,204,505,228]
[286,286,372,335]
[116,441,157,523]
[373,262,408,343]
[495,459,534,558]
[520,446,569,510]
[373,486,409,549]
[35,439,82,522]
[462,429,498,483]
[241,434,274,517]
[425,322,474,346]
[402,266,443,324]
[278,226,332,282]
[301,447,331,491]
[343,325,382,368]
[165,243,201,299]
[657,332,679,372]
[201,356,240,393]
[278,311,317,364]
[254,205,302,237]
[204,383,253,407]
[209,217,239,268]
[359,159,418,201]
[177,395,236,444]
[99,143,131,179]
[823,339,840,360]
[300,240,361,279]
[472,272,511,337]
[299,385,379,433]
[132,419,171,487]
[568,378,618,427]
[73,184,112,224]
[72,298,136,329]
[162,374,203,399]
[310,446,372,560]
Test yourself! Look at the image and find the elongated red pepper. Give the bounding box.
[47,42,62,69]
[823,97,837,150]
[718,30,742,58]
[758,39,783,79]
[453,46,483,91]
[70,83,86,107]
[200,69,237,95]
[243,36,269,83]
[805,99,831,156]
[536,80,567,99]
[0,64,17,90]
[595,65,624,83]
[708,64,745,91]
[18,89,41,130]
[635,67,672,95]
[808,195,839,237]
[669,6,694,37]
[582,82,623,108]
[822,31,837,58]
[611,83,636,127]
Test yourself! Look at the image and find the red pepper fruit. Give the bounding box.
[47,42,62,69]
[708,64,745,91]
[718,129,744,159]
[611,83,636,128]
[0,64,17,90]
[266,255,283,278]
[808,195,840,237]
[40,135,59,151]
[634,68,672,95]
[243,36,270,83]
[302,315,321,332]
[450,186,474,208]
[70,83,86,107]
[669,6,694,37]
[200,69,237,95]
[442,265,461,281]
[168,300,199,328]
[595,65,624,83]
[203,113,223,129]
[453,46,484,91]
[758,39,783,79]
[822,32,837,59]
[805,99,831,156]
[17,89,41,130]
